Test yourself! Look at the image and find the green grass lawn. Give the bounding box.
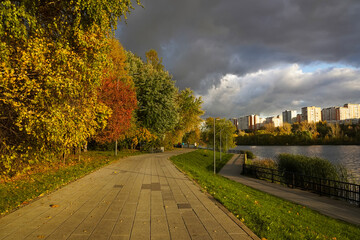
[170,149,360,240]
[0,150,142,216]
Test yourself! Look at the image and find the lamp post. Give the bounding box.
[226,134,227,153]
[213,118,223,174]
[213,118,216,174]
[219,129,222,163]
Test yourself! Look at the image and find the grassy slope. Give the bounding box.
[170,149,360,240]
[0,150,142,215]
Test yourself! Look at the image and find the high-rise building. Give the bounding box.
[322,107,337,122]
[301,106,321,123]
[238,116,250,130]
[336,106,350,121]
[266,115,283,127]
[344,103,360,119]
[231,118,239,130]
[282,110,297,124]
[238,115,264,130]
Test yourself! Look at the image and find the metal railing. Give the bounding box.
[228,149,244,154]
[243,164,360,207]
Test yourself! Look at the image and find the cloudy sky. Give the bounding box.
[116,0,360,118]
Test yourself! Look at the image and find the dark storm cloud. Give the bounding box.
[117,0,360,117]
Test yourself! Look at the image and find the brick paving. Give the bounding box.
[0,150,259,240]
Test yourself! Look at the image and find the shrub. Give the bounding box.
[251,159,277,169]
[277,154,347,182]
[240,150,256,159]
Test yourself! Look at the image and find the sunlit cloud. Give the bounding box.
[200,64,360,118]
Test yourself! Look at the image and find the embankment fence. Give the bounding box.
[243,164,360,207]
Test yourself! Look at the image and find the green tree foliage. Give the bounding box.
[126,50,179,136]
[177,89,204,133]
[183,128,202,146]
[0,0,139,175]
[166,88,204,147]
[125,50,205,150]
[202,118,236,152]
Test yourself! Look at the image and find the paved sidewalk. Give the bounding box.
[219,154,360,226]
[0,149,259,240]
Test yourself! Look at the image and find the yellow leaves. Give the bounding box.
[1,0,144,173]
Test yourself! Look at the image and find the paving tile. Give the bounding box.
[180,210,211,240]
[88,219,116,240]
[0,150,259,240]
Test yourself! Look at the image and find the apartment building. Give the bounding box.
[231,118,239,130]
[238,115,265,130]
[265,115,283,127]
[336,106,350,121]
[233,103,359,131]
[344,103,360,119]
[322,107,338,122]
[282,110,297,124]
[321,103,360,123]
[302,106,322,123]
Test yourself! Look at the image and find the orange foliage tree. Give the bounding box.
[95,39,137,144]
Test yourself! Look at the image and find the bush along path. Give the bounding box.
[170,149,360,240]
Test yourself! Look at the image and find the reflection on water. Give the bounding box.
[234,145,360,181]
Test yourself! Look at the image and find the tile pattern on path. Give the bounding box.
[0,149,259,240]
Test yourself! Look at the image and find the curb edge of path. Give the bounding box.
[168,157,261,240]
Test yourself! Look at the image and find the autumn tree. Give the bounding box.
[279,122,293,135]
[118,118,158,150]
[183,128,202,146]
[165,88,204,147]
[0,0,139,175]
[126,50,179,137]
[177,89,204,133]
[94,39,137,147]
[146,49,164,71]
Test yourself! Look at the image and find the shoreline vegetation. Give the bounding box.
[244,152,354,183]
[170,149,360,240]
[0,150,142,216]
[236,147,359,185]
[236,122,360,145]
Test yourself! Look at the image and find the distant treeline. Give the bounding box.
[236,121,360,145]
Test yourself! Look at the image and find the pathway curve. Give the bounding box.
[219,154,360,226]
[0,150,259,240]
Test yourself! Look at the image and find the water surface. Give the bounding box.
[233,145,360,181]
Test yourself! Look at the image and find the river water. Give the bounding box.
[233,145,360,181]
